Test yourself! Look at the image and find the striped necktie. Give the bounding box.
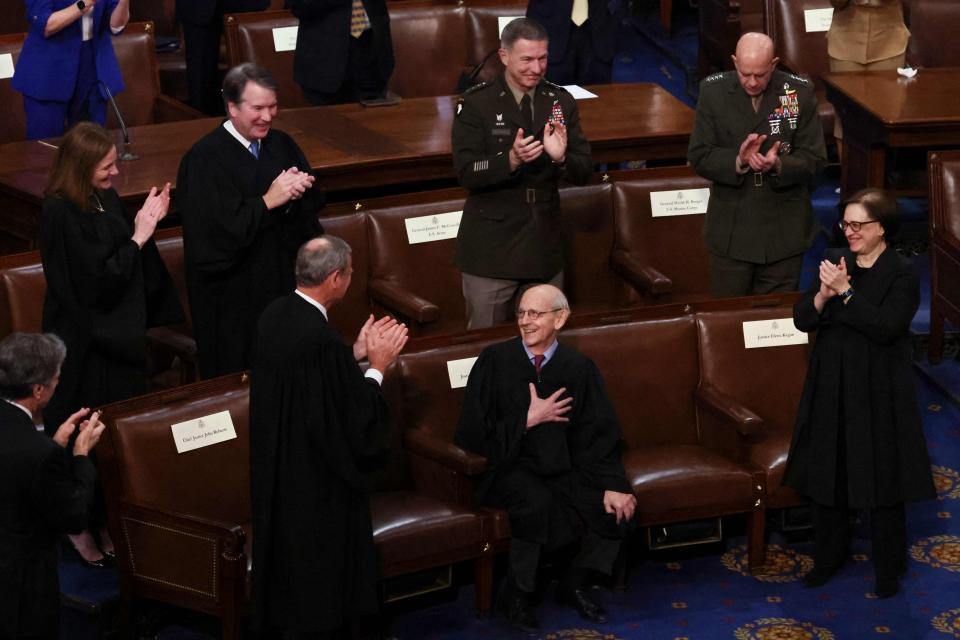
[351,0,371,38]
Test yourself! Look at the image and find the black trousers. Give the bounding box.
[708,252,803,298]
[484,467,623,593]
[301,30,388,106]
[181,17,226,115]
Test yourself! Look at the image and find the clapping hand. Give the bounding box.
[132,182,171,247]
[543,121,568,163]
[263,167,315,209]
[509,128,544,170]
[353,314,401,361]
[365,320,409,372]
[819,256,851,295]
[738,134,781,173]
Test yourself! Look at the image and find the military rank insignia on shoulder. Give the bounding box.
[463,82,489,96]
[703,72,725,83]
[456,98,464,117]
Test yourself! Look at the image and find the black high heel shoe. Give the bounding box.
[64,539,112,569]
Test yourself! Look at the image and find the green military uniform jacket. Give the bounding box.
[451,74,593,280]
[688,69,827,264]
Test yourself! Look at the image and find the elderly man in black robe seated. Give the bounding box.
[455,284,636,632]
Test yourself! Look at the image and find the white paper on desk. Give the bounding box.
[804,8,833,32]
[498,16,525,37]
[447,357,478,389]
[170,410,237,454]
[742,318,809,349]
[0,53,14,80]
[650,188,709,217]
[563,85,599,100]
[272,26,298,52]
[405,211,462,244]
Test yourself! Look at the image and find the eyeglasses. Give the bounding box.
[516,308,563,320]
[838,220,881,232]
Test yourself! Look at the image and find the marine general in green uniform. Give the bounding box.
[451,17,593,329]
[688,32,827,298]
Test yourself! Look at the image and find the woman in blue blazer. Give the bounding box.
[12,0,129,140]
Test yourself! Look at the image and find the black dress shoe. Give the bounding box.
[498,586,539,634]
[874,578,899,599]
[556,586,608,624]
[803,561,843,588]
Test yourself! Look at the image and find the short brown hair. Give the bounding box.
[841,188,900,238]
[45,122,115,212]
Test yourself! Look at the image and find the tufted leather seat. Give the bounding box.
[928,151,960,362]
[906,0,960,67]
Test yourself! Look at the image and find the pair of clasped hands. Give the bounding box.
[525,383,637,524]
[352,315,409,373]
[263,167,315,210]
[738,133,781,173]
[508,121,568,171]
[819,256,852,300]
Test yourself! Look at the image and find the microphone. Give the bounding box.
[457,48,500,93]
[99,80,138,161]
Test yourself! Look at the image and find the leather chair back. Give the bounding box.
[366,195,468,336]
[930,151,960,245]
[612,167,713,304]
[130,0,179,39]
[154,228,192,327]
[110,21,162,129]
[388,1,468,98]
[928,150,960,362]
[763,0,831,86]
[696,307,809,499]
[103,376,252,523]
[0,250,44,338]
[317,212,374,340]
[563,316,701,449]
[560,180,633,310]
[0,2,25,37]
[463,0,527,85]
[907,0,960,67]
[0,33,27,143]
[224,11,308,108]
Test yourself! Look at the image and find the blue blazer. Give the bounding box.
[12,0,124,102]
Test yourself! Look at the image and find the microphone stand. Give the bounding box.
[99,81,138,161]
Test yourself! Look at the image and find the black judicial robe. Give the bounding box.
[40,190,184,432]
[454,337,632,541]
[176,125,324,379]
[0,401,97,638]
[783,247,935,508]
[249,294,391,633]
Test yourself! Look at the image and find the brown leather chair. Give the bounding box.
[97,372,495,638]
[388,1,468,98]
[906,0,960,68]
[610,167,713,305]
[928,151,960,363]
[0,33,27,143]
[224,10,308,108]
[316,212,375,340]
[150,228,199,384]
[696,305,809,517]
[763,0,835,147]
[0,2,25,37]
[130,0,179,39]
[697,0,763,77]
[463,0,528,85]
[0,249,44,337]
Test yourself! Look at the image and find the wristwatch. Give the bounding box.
[839,287,855,305]
[76,0,86,10]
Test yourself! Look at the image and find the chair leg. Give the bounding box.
[611,539,629,592]
[929,304,944,364]
[747,509,767,574]
[222,608,243,640]
[474,546,494,618]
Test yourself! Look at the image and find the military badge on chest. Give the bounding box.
[550,100,565,126]
[767,83,800,137]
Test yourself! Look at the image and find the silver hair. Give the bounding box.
[295,235,352,286]
[0,332,66,400]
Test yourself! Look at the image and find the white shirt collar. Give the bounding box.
[295,289,328,320]
[223,120,256,151]
[3,398,33,420]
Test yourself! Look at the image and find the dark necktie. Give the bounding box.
[520,93,534,134]
[533,354,545,374]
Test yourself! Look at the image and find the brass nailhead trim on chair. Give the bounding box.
[121,517,220,599]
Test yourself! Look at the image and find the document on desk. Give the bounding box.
[742,319,808,349]
[563,85,599,100]
[170,410,238,454]
[447,357,479,389]
[405,211,462,244]
[804,8,833,32]
[272,26,298,52]
[650,188,709,217]
[0,54,13,80]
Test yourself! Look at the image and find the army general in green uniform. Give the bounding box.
[688,32,827,298]
[451,17,593,329]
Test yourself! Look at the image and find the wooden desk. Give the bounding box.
[824,68,960,196]
[0,83,693,253]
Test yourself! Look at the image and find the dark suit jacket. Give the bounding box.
[0,401,97,638]
[175,0,269,26]
[526,0,619,63]
[687,69,827,264]
[13,0,123,101]
[287,0,394,94]
[451,74,593,280]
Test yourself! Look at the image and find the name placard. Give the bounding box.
[0,53,14,80]
[446,357,478,389]
[650,188,710,217]
[804,8,833,32]
[171,410,238,454]
[563,85,598,100]
[272,26,298,52]
[405,211,462,244]
[742,318,809,349]
[498,16,524,37]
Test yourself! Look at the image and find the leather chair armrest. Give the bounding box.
[369,278,441,324]
[404,428,488,476]
[153,94,205,123]
[610,248,673,295]
[696,384,764,436]
[147,326,197,357]
[117,502,247,559]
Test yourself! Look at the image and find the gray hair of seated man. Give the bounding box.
[501,17,549,51]
[0,332,66,400]
[222,63,279,110]
[295,235,352,287]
